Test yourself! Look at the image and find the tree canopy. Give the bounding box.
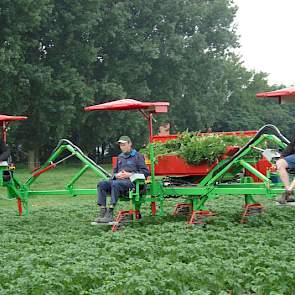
[1,0,294,166]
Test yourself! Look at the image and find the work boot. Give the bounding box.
[277,191,291,205]
[92,207,107,224]
[99,208,114,224]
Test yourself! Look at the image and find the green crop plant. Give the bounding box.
[2,183,295,294]
[142,132,253,164]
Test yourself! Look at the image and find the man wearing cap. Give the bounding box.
[92,135,150,224]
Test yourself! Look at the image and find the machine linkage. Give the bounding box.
[0,103,292,232]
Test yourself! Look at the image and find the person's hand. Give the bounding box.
[121,171,132,178]
[116,170,132,179]
[115,171,124,179]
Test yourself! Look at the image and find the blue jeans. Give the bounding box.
[97,179,134,206]
[284,154,295,169]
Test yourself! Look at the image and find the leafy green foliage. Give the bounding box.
[142,131,251,164]
[1,166,295,294]
[1,0,295,168]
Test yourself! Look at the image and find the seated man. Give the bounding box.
[92,135,150,224]
[276,135,295,204]
[0,139,10,163]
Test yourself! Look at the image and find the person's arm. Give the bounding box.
[0,142,10,161]
[136,153,150,178]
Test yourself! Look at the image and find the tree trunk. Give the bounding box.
[27,148,40,171]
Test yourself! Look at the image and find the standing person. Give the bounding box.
[92,136,149,224]
[158,122,170,136]
[276,134,295,204]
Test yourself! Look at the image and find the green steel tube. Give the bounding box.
[264,134,287,149]
[25,145,68,186]
[202,134,271,186]
[45,144,68,164]
[161,185,285,196]
[27,143,109,188]
[66,165,89,189]
[245,195,256,205]
[29,189,97,196]
[239,160,270,183]
[66,145,109,180]
[149,143,156,195]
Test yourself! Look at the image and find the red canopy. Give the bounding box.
[84,99,169,113]
[256,86,295,104]
[0,115,28,122]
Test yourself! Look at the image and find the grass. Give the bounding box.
[0,164,112,207]
[1,165,295,294]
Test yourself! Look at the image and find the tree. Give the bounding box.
[83,0,241,144]
[2,0,292,167]
[1,0,101,168]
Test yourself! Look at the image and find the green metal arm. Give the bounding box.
[25,142,110,187]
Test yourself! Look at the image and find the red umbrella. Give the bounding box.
[256,86,295,104]
[84,99,169,142]
[84,99,169,113]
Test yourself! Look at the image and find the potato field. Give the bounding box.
[1,166,295,295]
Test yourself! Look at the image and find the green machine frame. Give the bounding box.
[0,100,292,231]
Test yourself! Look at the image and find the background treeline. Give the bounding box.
[1,0,294,168]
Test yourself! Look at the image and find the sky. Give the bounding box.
[233,0,295,86]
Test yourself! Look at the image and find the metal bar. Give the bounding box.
[66,165,89,189]
[138,109,149,120]
[32,154,75,178]
[55,154,75,165]
[198,159,230,186]
[203,134,271,186]
[17,197,22,216]
[28,189,97,196]
[245,195,257,205]
[161,185,285,196]
[66,145,109,180]
[32,163,56,177]
[59,140,111,177]
[25,145,68,186]
[44,144,68,165]
[251,146,265,152]
[149,143,156,195]
[148,113,153,143]
[264,134,287,149]
[239,159,270,183]
[215,183,273,188]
